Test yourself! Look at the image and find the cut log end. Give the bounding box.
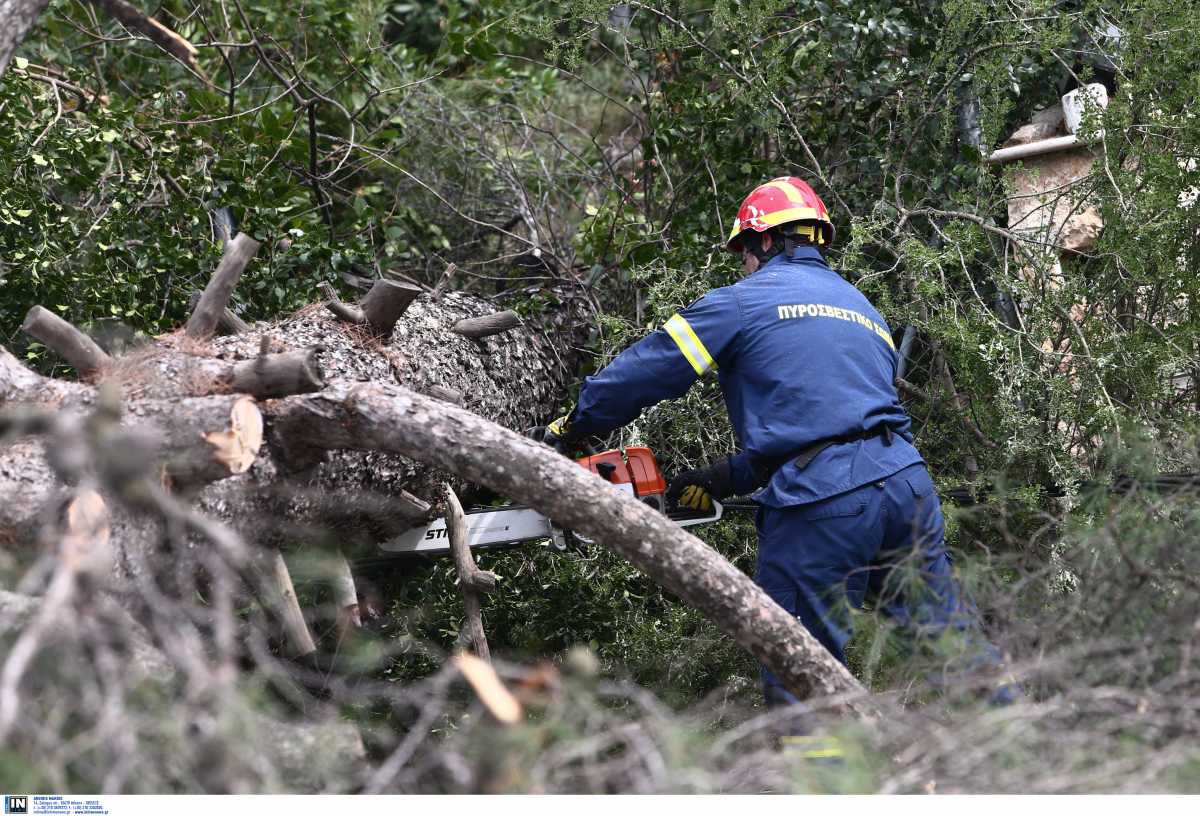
[201,396,264,476]
[453,653,522,725]
[62,489,112,574]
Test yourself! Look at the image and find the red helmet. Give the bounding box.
[725,176,834,252]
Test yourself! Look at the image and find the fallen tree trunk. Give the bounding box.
[198,291,583,516]
[2,279,584,571]
[0,345,92,407]
[270,381,869,709]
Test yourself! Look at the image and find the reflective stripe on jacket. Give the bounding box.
[570,246,922,507]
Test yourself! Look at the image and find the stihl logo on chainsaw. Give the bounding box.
[378,447,726,558]
[423,522,515,541]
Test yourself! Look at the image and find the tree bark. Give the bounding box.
[360,280,422,339]
[186,234,261,341]
[203,290,583,527]
[0,439,69,555]
[270,381,870,709]
[22,306,112,379]
[187,291,250,335]
[0,0,50,78]
[0,346,91,408]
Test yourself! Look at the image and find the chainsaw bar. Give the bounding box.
[377,501,726,558]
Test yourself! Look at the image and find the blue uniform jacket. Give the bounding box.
[569,246,923,507]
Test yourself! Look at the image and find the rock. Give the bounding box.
[1003,121,1059,147]
[1007,148,1103,265]
[248,712,368,793]
[1031,103,1065,130]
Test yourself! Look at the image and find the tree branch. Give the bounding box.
[186,233,260,341]
[86,0,207,82]
[21,306,112,379]
[444,483,496,661]
[452,310,521,339]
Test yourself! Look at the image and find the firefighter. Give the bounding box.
[544,177,1014,708]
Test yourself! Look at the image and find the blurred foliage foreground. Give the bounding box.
[3,0,1200,794]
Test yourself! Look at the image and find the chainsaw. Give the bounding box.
[369,446,744,560]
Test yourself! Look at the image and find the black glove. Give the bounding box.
[527,413,574,454]
[666,458,733,512]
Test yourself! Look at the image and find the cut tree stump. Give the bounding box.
[319,279,421,339]
[187,291,250,335]
[360,280,422,338]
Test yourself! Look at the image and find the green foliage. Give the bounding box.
[1,0,596,370]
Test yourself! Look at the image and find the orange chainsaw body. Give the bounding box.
[575,446,668,499]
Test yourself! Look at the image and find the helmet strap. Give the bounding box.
[742,230,781,266]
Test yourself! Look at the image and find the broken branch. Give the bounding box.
[452,310,521,339]
[186,233,260,341]
[87,0,206,81]
[318,282,365,325]
[360,280,422,338]
[186,291,250,335]
[444,483,496,661]
[21,305,112,379]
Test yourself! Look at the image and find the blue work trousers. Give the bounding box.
[756,462,997,706]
